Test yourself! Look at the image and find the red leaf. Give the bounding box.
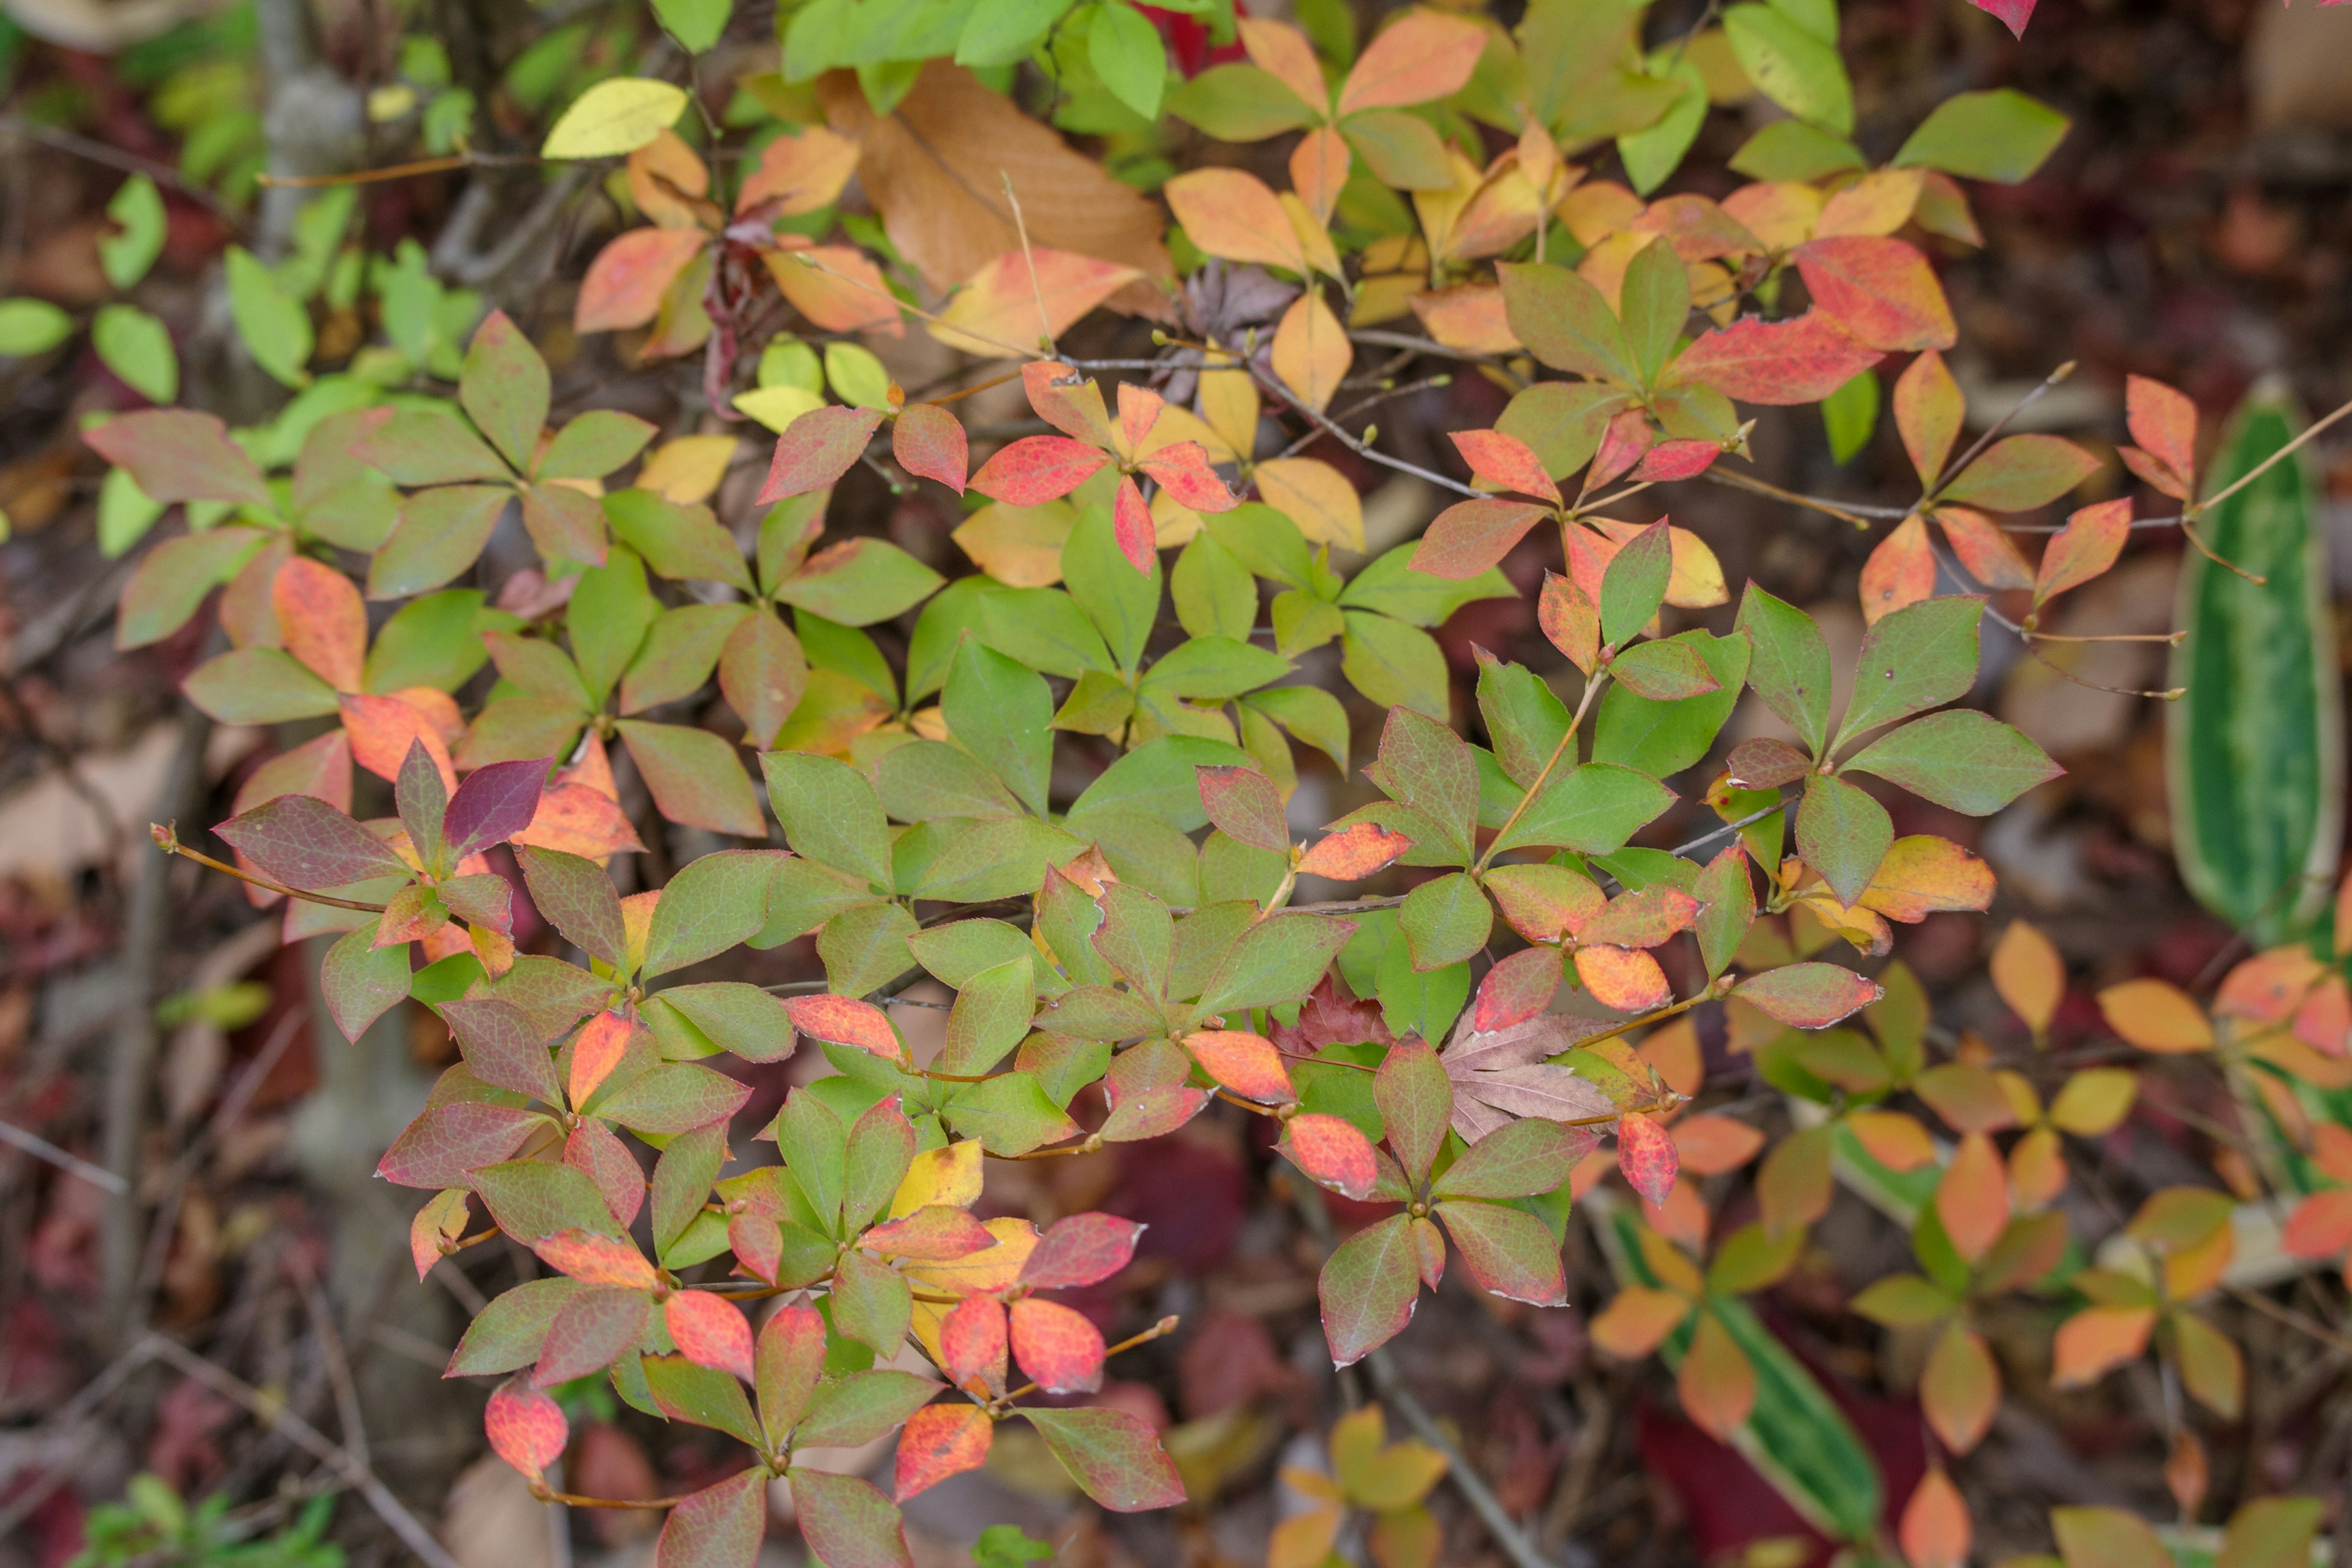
[2034,497,2131,608]
[485,1378,568,1482]
[665,1291,755,1382]
[1451,429,1561,502]
[1861,514,1936,624]
[535,1229,657,1291]
[1281,1112,1379,1200]
[1183,1030,1297,1103]
[891,404,968,492]
[1589,408,1654,489]
[758,405,886,502]
[1936,507,2034,590]
[1197,764,1289,851]
[1967,0,2034,37]
[2124,374,2196,489]
[83,409,273,509]
[860,1206,997,1260]
[1295,823,1412,881]
[1574,945,1672,1012]
[1411,498,1549,580]
[1139,442,1239,513]
[785,995,905,1062]
[940,1295,1008,1385]
[273,556,365,693]
[1616,1112,1679,1205]
[376,1102,541,1188]
[1629,439,1720,482]
[756,1302,827,1431]
[1537,570,1600,674]
[1112,475,1156,573]
[1009,1297,1105,1393]
[1793,236,1958,352]
[895,1403,994,1501]
[1022,1212,1145,1289]
[1735,962,1882,1027]
[967,435,1111,505]
[1672,309,1882,405]
[1473,946,1562,1032]
[568,1011,639,1107]
[576,228,706,333]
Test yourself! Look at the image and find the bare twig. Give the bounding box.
[0,1118,129,1193]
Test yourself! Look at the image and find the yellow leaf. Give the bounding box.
[1408,285,1520,355]
[1150,489,1204,549]
[1814,167,1926,239]
[732,385,824,434]
[1271,293,1351,414]
[1577,229,1656,312]
[1349,1438,1446,1510]
[890,1138,983,1219]
[1267,1506,1341,1568]
[1198,363,1260,464]
[952,499,1078,587]
[635,435,737,503]
[1990,919,2065,1035]
[1280,192,1346,283]
[2097,978,2214,1053]
[542,78,690,159]
[1164,168,1307,274]
[2049,1067,2138,1136]
[1255,457,1363,551]
[1720,181,1824,252]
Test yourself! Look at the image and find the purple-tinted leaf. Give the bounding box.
[377,1102,545,1189]
[216,794,408,891]
[514,845,629,970]
[788,1469,911,1568]
[1018,1408,1188,1513]
[84,409,273,509]
[322,925,413,1042]
[757,405,886,502]
[1319,1212,1422,1367]
[533,1286,650,1386]
[1021,1212,1147,1289]
[445,759,549,862]
[440,997,562,1104]
[656,1469,771,1568]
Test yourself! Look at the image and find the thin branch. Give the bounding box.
[1700,467,1888,526]
[2188,393,2352,519]
[0,1118,129,1193]
[1248,361,1483,500]
[151,824,391,913]
[0,116,245,227]
[1934,360,2077,497]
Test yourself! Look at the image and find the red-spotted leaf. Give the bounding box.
[656,1469,771,1568]
[785,995,905,1062]
[1020,1407,1188,1513]
[1735,963,1883,1027]
[535,1228,657,1291]
[787,1469,912,1568]
[1319,1213,1420,1367]
[1008,1297,1105,1393]
[1451,429,1561,503]
[968,435,1112,505]
[443,758,548,864]
[1793,236,1957,352]
[485,1378,568,1482]
[1296,823,1412,881]
[895,1403,993,1501]
[1022,1212,1145,1289]
[757,405,886,502]
[1197,764,1289,852]
[1616,1111,1679,1205]
[940,1295,1008,1385]
[1411,499,1550,580]
[665,1291,755,1383]
[892,403,968,492]
[1474,946,1564,1031]
[1183,1030,1297,1103]
[84,409,273,509]
[1672,309,1883,405]
[2033,497,2131,608]
[214,794,409,891]
[1282,1111,1379,1200]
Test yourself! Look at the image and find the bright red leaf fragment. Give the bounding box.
[1283,1112,1379,1200]
[1616,1112,1680,1205]
[1022,1212,1146,1289]
[968,435,1112,505]
[940,1294,1008,1385]
[664,1291,755,1382]
[1008,1297,1106,1393]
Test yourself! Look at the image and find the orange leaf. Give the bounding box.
[664,1291,753,1382]
[1671,309,1881,407]
[1409,284,1521,355]
[785,994,905,1062]
[340,692,456,791]
[1411,499,1550,581]
[2051,1305,2155,1388]
[895,1403,993,1501]
[1575,945,1671,1014]
[764,246,904,336]
[1238,17,1329,111]
[536,1229,656,1291]
[1899,1468,1971,1568]
[1895,349,1965,488]
[1009,1297,1105,1393]
[273,556,365,693]
[1164,168,1308,274]
[1935,1132,2010,1265]
[736,124,860,217]
[2214,946,2326,1026]
[1845,1110,1936,1172]
[1676,1311,1755,1438]
[1452,429,1561,503]
[1990,919,2065,1034]
[1860,515,1936,625]
[1335,9,1488,116]
[1920,1321,1998,1453]
[1935,505,2034,590]
[1297,823,1412,881]
[1272,292,1352,413]
[2096,978,2214,1053]
[1589,1285,1692,1357]
[1671,1114,1764,1176]
[929,249,1144,360]
[940,1294,1008,1386]
[1290,127,1351,227]
[1283,1112,1379,1200]
[1815,168,1924,239]
[1537,570,1599,674]
[627,130,712,228]
[2033,497,2131,608]
[1471,945,1562,1032]
[1792,236,1957,352]
[568,1011,636,1107]
[1184,1030,1297,1104]
[1857,836,1996,923]
[1615,1111,1679,1205]
[2282,1190,2352,1262]
[2121,374,2196,497]
[484,1378,568,1482]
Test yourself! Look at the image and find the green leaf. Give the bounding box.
[473,1158,625,1242]
[540,410,657,481]
[1195,913,1356,1016]
[796,1370,942,1449]
[820,903,921,997]
[320,925,413,1042]
[763,752,894,888]
[877,741,1023,822]
[92,305,176,402]
[1617,244,1690,390]
[1436,1198,1567,1305]
[461,311,551,475]
[644,850,780,978]
[913,816,1087,903]
[1366,707,1479,864]
[1833,594,1981,748]
[1088,1,1169,121]
[1141,636,1291,701]
[622,603,744,714]
[1893,89,2069,183]
[906,576,999,703]
[653,0,731,49]
[1341,612,1449,719]
[1843,709,2060,815]
[1172,533,1258,641]
[1475,658,1571,790]
[1593,630,1750,778]
[226,247,313,388]
[646,982,798,1065]
[1022,1406,1187,1513]
[1065,735,1251,831]
[1493,763,1675,857]
[1600,522,1673,646]
[941,957,1036,1076]
[2168,386,2342,943]
[1723,1,1852,134]
[447,1278,582,1375]
[605,490,755,590]
[1319,1212,1421,1366]
[0,298,73,356]
[1821,369,1878,464]
[364,590,496,693]
[1736,584,1831,757]
[116,528,264,647]
[1244,686,1351,774]
[777,539,944,626]
[786,1469,910,1568]
[182,647,342,723]
[569,550,659,704]
[646,1355,764,1447]
[1065,502,1162,669]
[1617,60,1706,196]
[542,77,690,157]
[907,919,1041,988]
[1936,434,2098,511]
[980,588,1114,679]
[1339,545,1516,628]
[1167,63,1323,138]
[1795,772,1892,907]
[1728,118,1865,181]
[944,638,1054,815]
[617,717,759,837]
[1691,845,1757,978]
[1398,872,1491,970]
[99,175,168,290]
[959,0,1076,62]
[944,1071,1080,1154]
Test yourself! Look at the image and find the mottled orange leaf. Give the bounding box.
[1283,1112,1379,1200]
[764,245,905,336]
[1452,429,1560,503]
[1184,1030,1297,1104]
[2033,497,2131,608]
[1576,945,1672,1014]
[785,994,904,1062]
[341,692,457,791]
[940,1294,1008,1386]
[1792,236,1958,352]
[1860,514,1936,625]
[1412,499,1550,580]
[1673,309,1882,406]
[1935,506,2034,589]
[895,1403,993,1501]
[1846,1109,1937,1172]
[536,1228,657,1291]
[1895,349,1965,488]
[1471,946,1563,1032]
[664,1291,754,1382]
[1009,1297,1104,1393]
[1537,570,1600,674]
[484,1378,568,1482]
[2120,374,2196,499]
[1297,823,1413,881]
[1672,1114,1765,1175]
[273,556,365,693]
[1858,836,1996,922]
[627,130,711,228]
[1335,9,1488,116]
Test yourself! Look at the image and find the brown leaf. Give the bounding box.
[819,65,1173,319]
